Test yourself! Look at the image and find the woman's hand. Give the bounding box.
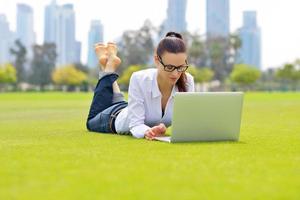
[144,123,167,140]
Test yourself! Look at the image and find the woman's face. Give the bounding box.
[155,52,187,85]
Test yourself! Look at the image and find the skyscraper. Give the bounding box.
[16,3,35,60]
[0,14,14,64]
[44,0,57,44]
[44,1,80,66]
[87,20,104,68]
[206,0,230,38]
[58,4,76,65]
[162,0,187,35]
[74,41,81,64]
[238,11,261,69]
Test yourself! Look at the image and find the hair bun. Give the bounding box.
[165,31,183,39]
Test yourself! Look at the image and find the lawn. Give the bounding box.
[0,92,299,200]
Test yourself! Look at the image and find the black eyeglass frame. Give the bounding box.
[158,55,189,72]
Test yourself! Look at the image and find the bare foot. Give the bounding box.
[107,42,118,55]
[105,42,121,72]
[94,43,108,70]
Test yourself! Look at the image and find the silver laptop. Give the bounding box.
[154,92,244,143]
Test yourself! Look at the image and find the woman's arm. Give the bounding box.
[144,123,167,140]
[127,73,151,138]
[128,72,167,139]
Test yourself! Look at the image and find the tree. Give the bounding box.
[230,64,261,90]
[228,33,242,65]
[257,68,279,91]
[205,34,242,82]
[276,63,300,90]
[73,63,92,92]
[185,32,206,67]
[28,43,56,90]
[10,40,27,83]
[0,63,17,92]
[206,37,230,81]
[197,68,214,83]
[276,63,300,81]
[52,65,87,91]
[74,62,90,74]
[294,59,300,70]
[187,66,214,83]
[117,20,156,72]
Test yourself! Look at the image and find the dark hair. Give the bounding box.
[156,32,188,92]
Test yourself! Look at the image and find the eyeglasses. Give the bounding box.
[158,56,189,72]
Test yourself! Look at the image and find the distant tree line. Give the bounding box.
[0,20,299,92]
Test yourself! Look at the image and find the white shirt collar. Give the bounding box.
[151,70,178,98]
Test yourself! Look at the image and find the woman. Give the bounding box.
[86,32,195,140]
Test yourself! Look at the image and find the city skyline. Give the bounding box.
[0,0,299,70]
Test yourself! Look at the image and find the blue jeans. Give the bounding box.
[86,73,128,133]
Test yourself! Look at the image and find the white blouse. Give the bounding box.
[115,68,195,138]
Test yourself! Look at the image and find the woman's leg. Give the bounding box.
[86,42,126,132]
[87,73,119,121]
[87,42,122,120]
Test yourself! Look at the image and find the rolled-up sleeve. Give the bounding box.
[128,73,151,138]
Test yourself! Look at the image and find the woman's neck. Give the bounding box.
[157,74,173,96]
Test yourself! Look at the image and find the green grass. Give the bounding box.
[0,92,299,200]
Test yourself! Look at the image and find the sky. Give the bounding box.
[0,0,299,70]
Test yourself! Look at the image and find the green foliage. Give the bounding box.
[187,66,214,83]
[117,20,155,73]
[10,39,27,83]
[118,65,144,88]
[206,37,230,81]
[184,32,206,67]
[276,63,300,81]
[186,34,242,82]
[52,65,87,86]
[230,64,261,86]
[74,63,90,74]
[275,62,300,91]
[29,43,57,89]
[0,63,17,84]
